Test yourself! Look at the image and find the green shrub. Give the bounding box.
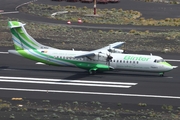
[0,103,10,110]
[162,104,173,111]
[138,103,147,107]
[129,29,136,33]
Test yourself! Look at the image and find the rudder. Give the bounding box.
[8,21,45,50]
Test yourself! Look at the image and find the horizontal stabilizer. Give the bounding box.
[8,21,25,29]
[172,66,178,68]
[36,62,46,65]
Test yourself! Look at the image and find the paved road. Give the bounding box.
[0,0,31,11]
[1,0,180,31]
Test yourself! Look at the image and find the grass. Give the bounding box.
[19,3,180,26]
[1,18,180,53]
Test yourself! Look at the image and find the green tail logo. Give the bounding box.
[8,21,43,50]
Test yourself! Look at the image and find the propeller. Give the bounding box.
[106,44,113,66]
[106,52,113,66]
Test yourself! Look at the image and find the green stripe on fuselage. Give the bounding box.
[159,62,172,67]
[16,27,38,47]
[17,50,58,66]
[18,49,109,71]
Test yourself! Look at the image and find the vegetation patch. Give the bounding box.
[19,3,180,26]
[0,98,179,120]
[0,18,180,53]
[135,0,180,4]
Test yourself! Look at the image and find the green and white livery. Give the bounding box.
[8,21,177,76]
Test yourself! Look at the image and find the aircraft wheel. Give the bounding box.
[159,72,164,77]
[89,70,96,75]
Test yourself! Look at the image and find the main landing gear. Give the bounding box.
[159,72,164,77]
[89,69,97,75]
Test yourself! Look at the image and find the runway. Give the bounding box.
[0,47,180,105]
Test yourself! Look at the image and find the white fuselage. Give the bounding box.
[37,49,171,73]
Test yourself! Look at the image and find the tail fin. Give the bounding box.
[8,21,48,50]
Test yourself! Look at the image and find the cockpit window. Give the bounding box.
[154,59,165,63]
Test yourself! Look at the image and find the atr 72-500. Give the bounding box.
[8,21,177,76]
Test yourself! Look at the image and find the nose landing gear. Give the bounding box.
[89,69,96,75]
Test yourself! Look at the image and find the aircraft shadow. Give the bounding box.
[1,66,162,79]
[101,71,161,78]
[11,67,104,79]
[0,66,9,69]
[6,67,82,74]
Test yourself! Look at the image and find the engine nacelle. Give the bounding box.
[93,52,112,61]
[108,48,124,53]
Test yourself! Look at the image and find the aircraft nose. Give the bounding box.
[166,66,174,71]
[163,62,178,71]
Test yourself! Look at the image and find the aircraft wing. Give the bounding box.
[74,42,125,58]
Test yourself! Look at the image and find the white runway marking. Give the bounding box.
[0,76,137,85]
[0,76,137,88]
[165,59,180,62]
[0,87,180,99]
[0,11,19,15]
[0,79,131,88]
[0,52,8,54]
[165,76,173,79]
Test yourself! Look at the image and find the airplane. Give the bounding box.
[8,21,177,76]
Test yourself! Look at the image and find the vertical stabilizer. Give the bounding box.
[8,21,48,50]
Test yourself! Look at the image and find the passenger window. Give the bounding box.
[117,60,119,62]
[120,60,122,63]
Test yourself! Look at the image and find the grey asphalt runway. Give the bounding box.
[0,0,180,107]
[0,47,180,106]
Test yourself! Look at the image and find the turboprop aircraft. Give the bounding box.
[8,21,177,76]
